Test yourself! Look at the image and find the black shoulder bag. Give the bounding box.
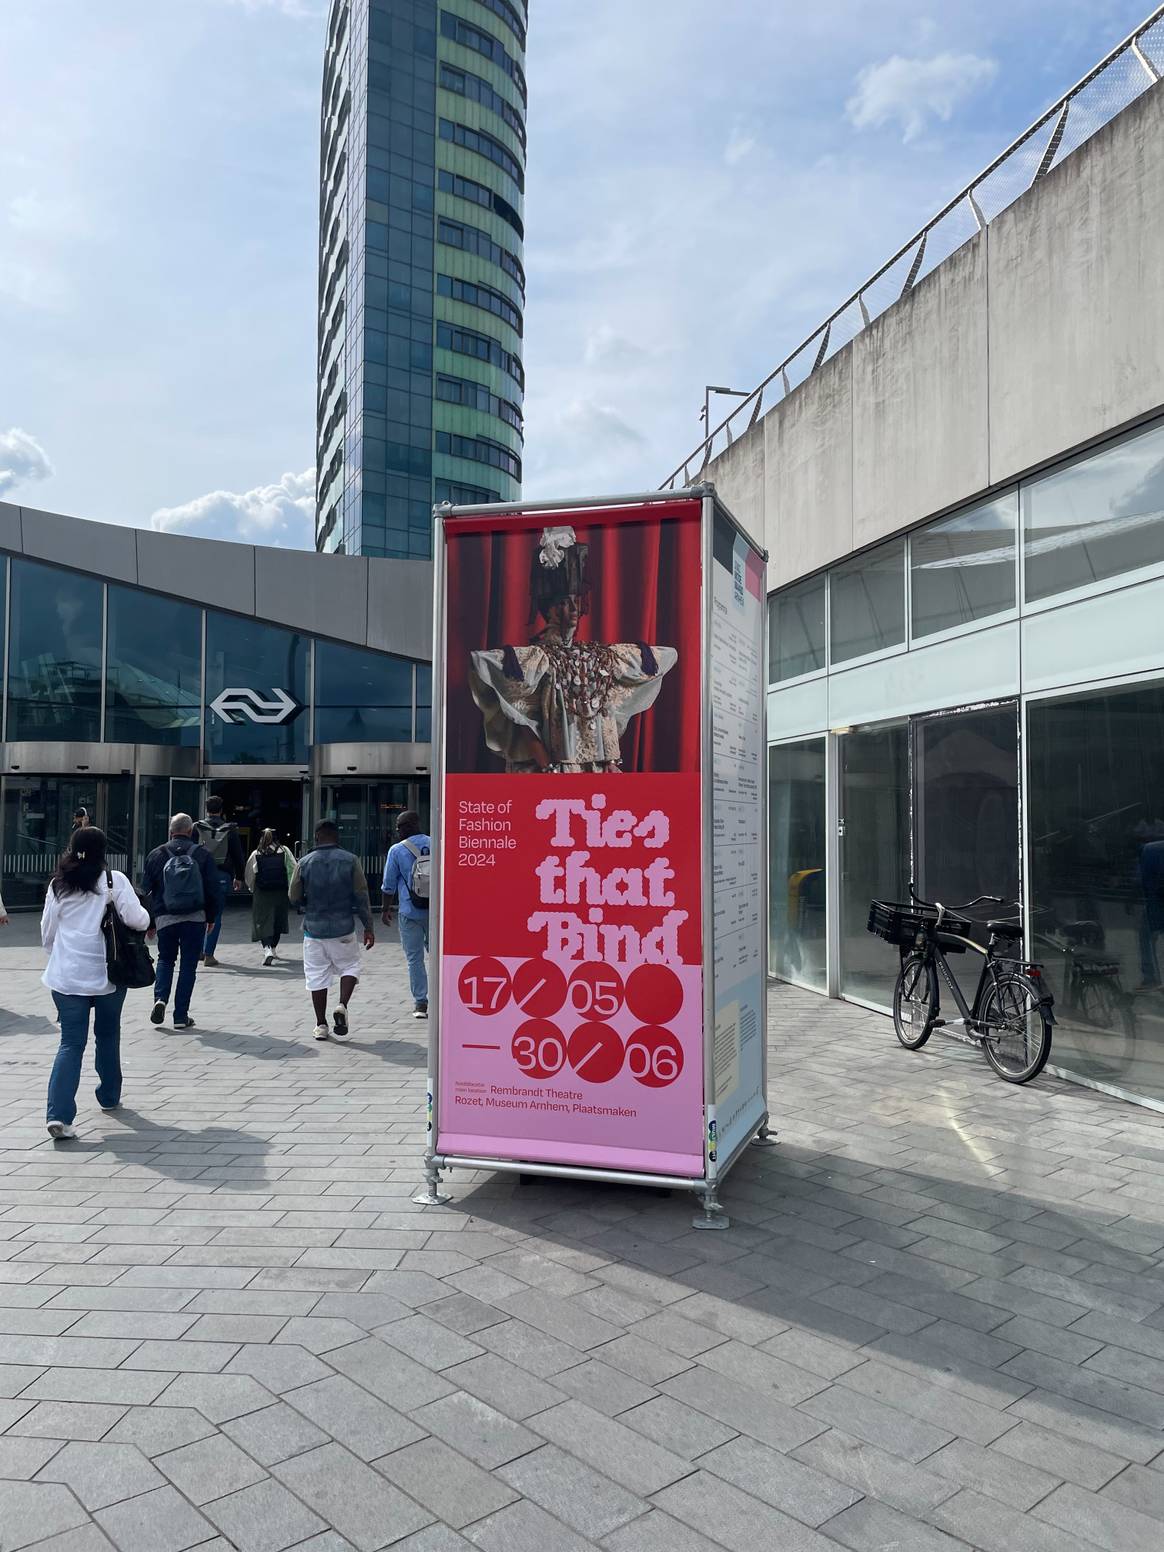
[102,870,156,989]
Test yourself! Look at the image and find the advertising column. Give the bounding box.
[435,501,706,1180]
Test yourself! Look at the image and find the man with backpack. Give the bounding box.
[142,813,220,1030]
[194,795,247,967]
[381,810,431,1019]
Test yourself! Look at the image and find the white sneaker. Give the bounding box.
[47,1121,77,1140]
[332,1004,350,1040]
[313,1024,329,1041]
[263,950,275,966]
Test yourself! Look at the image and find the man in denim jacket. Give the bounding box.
[289,819,374,1041]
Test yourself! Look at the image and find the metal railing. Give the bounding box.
[661,7,1164,491]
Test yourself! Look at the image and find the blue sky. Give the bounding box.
[0,0,1155,546]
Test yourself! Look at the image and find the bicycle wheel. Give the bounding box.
[980,973,1052,1083]
[893,953,937,1049]
[1075,977,1136,1078]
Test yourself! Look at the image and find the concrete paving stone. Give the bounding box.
[1005,1264,1162,1321]
[104,1405,217,1454]
[93,1483,217,1552]
[0,1308,88,1337]
[409,1392,539,1470]
[36,1438,165,1509]
[586,1335,692,1386]
[187,1290,320,1317]
[759,1326,866,1380]
[0,1481,94,1551]
[272,1318,367,1353]
[462,1499,595,1552]
[15,1525,118,1552]
[67,1312,198,1342]
[549,1358,655,1418]
[661,1363,825,1454]
[184,1313,288,1343]
[313,1293,412,1328]
[373,1314,484,1372]
[652,1469,840,1552]
[440,1354,566,1422]
[927,1436,1061,1511]
[283,1374,425,1462]
[156,1430,269,1503]
[695,1337,831,1406]
[928,1486,1112,1552]
[121,1338,240,1373]
[618,1396,737,1461]
[0,1433,65,1478]
[1002,1348,1164,1429]
[860,1330,1032,1409]
[288,1537,358,1552]
[202,1477,329,1552]
[273,1442,434,1551]
[43,1286,195,1313]
[603,1508,729,1552]
[813,1281,941,1336]
[222,1400,332,1467]
[19,1367,174,1406]
[1100,1462,1164,1521]
[388,1531,473,1552]
[827,1497,975,1552]
[414,1295,507,1338]
[226,1341,333,1393]
[498,1443,645,1540]
[1033,1479,1164,1551]
[373,1437,518,1529]
[156,1370,275,1422]
[7,1401,125,1441]
[525,1399,691,1495]
[698,1433,861,1525]
[800,1381,954,1463]
[474,1318,587,1379]
[355,1271,450,1307]
[326,1337,454,1411]
[791,1427,957,1517]
[990,1417,1128,1490]
[0,1335,141,1369]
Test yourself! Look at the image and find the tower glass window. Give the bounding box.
[317,0,527,560]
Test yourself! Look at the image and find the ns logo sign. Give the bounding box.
[210,689,303,726]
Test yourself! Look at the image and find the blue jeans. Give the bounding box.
[399,914,429,1004]
[47,987,127,1124]
[203,870,232,956]
[155,920,205,1019]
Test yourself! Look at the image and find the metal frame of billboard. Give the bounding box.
[416,485,770,1229]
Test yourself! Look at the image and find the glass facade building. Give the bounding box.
[765,413,1164,1110]
[316,0,527,560]
[0,540,432,909]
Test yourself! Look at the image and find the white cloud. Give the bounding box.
[0,426,53,497]
[583,324,648,370]
[846,51,999,143]
[216,0,324,16]
[724,126,757,167]
[151,468,315,548]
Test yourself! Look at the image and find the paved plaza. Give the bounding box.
[3,910,1164,1550]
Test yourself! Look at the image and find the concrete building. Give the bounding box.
[316,0,527,559]
[0,501,432,908]
[673,25,1164,1108]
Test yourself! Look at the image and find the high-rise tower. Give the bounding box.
[316,0,527,557]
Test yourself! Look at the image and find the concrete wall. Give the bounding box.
[704,81,1164,590]
[0,500,433,662]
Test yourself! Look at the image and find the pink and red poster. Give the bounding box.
[437,501,706,1176]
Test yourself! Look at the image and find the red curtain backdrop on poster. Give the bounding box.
[444,505,702,775]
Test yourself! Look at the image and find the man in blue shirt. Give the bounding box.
[382,810,430,1019]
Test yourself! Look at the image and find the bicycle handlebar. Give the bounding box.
[908,882,1013,913]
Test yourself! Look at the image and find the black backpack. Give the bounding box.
[256,850,287,891]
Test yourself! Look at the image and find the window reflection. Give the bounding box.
[1025,421,1164,602]
[106,586,202,746]
[315,641,414,742]
[911,492,1017,638]
[1029,682,1164,1099]
[769,576,825,683]
[6,560,103,741]
[769,740,827,990]
[830,540,905,665]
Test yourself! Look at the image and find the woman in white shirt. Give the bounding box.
[41,827,149,1140]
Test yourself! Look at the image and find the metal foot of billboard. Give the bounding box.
[421,489,769,1212]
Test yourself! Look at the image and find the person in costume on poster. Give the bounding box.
[468,526,678,773]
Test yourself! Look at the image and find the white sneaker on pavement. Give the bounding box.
[47,1121,77,1140]
[313,1024,330,1041]
[263,949,275,966]
[332,1004,350,1040]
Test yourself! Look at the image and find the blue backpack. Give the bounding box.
[162,844,204,914]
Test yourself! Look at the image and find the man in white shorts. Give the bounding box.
[289,819,375,1040]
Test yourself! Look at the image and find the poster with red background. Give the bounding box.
[437,501,707,1176]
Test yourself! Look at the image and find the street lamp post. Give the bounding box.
[700,384,750,441]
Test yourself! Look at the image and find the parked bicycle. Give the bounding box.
[867,885,1055,1084]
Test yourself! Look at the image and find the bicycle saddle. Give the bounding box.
[988,918,1023,939]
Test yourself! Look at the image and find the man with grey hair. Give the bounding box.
[142,814,220,1030]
